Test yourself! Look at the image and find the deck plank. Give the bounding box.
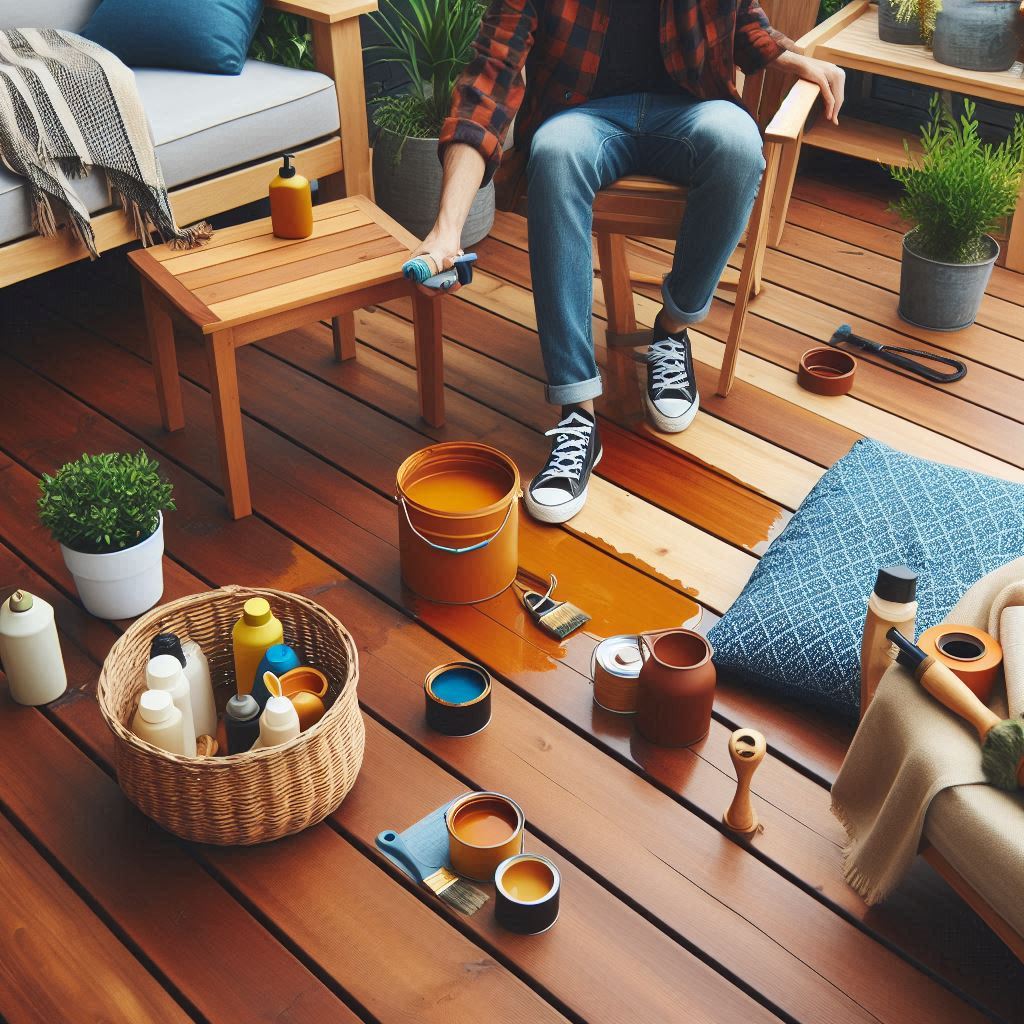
[0,346,997,1024]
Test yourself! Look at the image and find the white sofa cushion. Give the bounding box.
[0,1,100,31]
[0,59,340,244]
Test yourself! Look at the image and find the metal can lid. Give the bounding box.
[594,635,643,678]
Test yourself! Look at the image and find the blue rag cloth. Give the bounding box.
[376,795,466,878]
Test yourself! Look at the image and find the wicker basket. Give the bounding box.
[97,585,364,845]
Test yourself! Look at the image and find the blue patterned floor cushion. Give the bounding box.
[708,439,1024,717]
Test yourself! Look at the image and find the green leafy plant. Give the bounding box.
[249,10,314,70]
[38,451,175,555]
[367,0,485,139]
[890,0,940,44]
[891,95,1024,264]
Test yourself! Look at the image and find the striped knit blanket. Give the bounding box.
[0,28,211,256]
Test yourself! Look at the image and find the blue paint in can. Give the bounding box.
[431,666,487,705]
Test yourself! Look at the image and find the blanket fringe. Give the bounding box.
[166,220,214,250]
[830,798,893,907]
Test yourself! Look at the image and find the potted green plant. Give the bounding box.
[890,97,1024,332]
[38,451,175,620]
[879,0,931,44]
[367,0,494,245]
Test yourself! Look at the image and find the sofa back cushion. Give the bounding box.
[0,1,100,31]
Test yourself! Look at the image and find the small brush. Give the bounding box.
[888,628,1024,790]
[377,830,489,915]
[515,573,590,640]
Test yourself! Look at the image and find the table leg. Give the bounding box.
[140,280,184,432]
[412,291,445,427]
[205,329,252,519]
[332,312,357,361]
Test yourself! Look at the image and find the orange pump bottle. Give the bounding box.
[269,154,312,239]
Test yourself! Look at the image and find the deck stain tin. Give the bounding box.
[424,661,492,736]
[445,791,524,881]
[495,854,561,934]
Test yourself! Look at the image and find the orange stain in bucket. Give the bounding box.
[405,465,511,514]
[452,800,518,846]
[501,858,554,902]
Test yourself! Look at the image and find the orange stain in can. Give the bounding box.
[405,466,510,514]
[452,800,519,846]
[500,858,554,902]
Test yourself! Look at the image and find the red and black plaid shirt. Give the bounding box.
[440,0,785,187]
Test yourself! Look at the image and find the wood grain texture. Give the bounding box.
[0,812,190,1024]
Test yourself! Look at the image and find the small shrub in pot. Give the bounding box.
[367,0,494,245]
[890,96,1024,331]
[38,450,175,620]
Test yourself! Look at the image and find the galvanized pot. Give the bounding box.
[898,233,998,332]
[932,0,1020,72]
[372,129,495,246]
[877,0,925,44]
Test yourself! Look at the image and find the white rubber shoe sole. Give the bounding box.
[524,449,603,525]
[644,392,700,434]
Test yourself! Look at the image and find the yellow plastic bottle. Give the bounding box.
[269,153,312,239]
[232,597,284,695]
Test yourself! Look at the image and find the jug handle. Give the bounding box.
[638,628,679,661]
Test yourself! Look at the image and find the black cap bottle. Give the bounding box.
[149,632,187,668]
[873,566,918,604]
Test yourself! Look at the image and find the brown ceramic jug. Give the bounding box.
[634,629,716,747]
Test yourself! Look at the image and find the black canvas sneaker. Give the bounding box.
[639,324,700,433]
[524,409,602,524]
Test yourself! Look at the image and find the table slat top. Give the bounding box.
[129,196,419,334]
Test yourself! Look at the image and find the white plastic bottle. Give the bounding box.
[0,590,67,706]
[253,695,300,749]
[860,565,918,715]
[146,654,197,757]
[181,639,217,738]
[131,690,187,755]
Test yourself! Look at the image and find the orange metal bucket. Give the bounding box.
[396,442,521,605]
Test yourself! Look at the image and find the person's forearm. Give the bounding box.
[434,143,487,242]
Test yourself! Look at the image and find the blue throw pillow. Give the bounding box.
[708,439,1024,718]
[81,0,263,75]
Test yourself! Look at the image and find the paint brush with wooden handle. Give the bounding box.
[888,627,1024,790]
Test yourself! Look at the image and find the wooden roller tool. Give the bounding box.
[889,628,1024,790]
[723,728,767,835]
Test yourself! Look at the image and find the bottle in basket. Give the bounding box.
[132,690,187,755]
[254,695,300,748]
[146,654,197,757]
[224,693,261,753]
[150,632,217,738]
[232,598,284,695]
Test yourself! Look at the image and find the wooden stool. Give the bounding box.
[130,196,443,519]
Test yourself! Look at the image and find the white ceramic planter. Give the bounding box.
[61,513,165,620]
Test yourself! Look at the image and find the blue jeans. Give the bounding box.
[526,92,765,405]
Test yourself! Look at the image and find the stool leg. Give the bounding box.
[206,329,252,519]
[141,280,184,432]
[332,311,357,361]
[412,291,445,427]
[596,231,638,336]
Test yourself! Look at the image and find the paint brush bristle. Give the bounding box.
[532,599,590,640]
[423,866,489,915]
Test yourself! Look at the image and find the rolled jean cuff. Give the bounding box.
[545,373,603,405]
[661,275,714,325]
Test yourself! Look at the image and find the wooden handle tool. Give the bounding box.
[724,728,767,835]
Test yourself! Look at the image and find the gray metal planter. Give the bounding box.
[932,0,1020,72]
[876,0,925,45]
[372,129,495,246]
[898,233,998,331]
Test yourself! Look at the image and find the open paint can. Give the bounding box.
[445,791,524,881]
[917,624,1002,703]
[396,442,521,605]
[592,635,643,713]
[424,661,492,736]
[494,853,560,934]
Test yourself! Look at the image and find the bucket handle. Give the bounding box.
[397,495,517,555]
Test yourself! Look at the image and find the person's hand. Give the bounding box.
[775,51,846,125]
[410,228,464,296]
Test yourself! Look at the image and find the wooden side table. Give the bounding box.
[771,0,1024,272]
[129,196,444,519]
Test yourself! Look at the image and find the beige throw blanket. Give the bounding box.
[831,558,1024,905]
[0,28,210,256]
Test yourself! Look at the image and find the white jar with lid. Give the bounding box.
[146,653,197,757]
[253,695,300,748]
[0,590,67,706]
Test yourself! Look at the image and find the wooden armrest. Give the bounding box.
[764,80,820,143]
[265,0,377,24]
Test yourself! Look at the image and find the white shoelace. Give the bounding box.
[536,417,593,486]
[637,338,692,398]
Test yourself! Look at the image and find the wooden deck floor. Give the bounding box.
[1,158,1022,1023]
